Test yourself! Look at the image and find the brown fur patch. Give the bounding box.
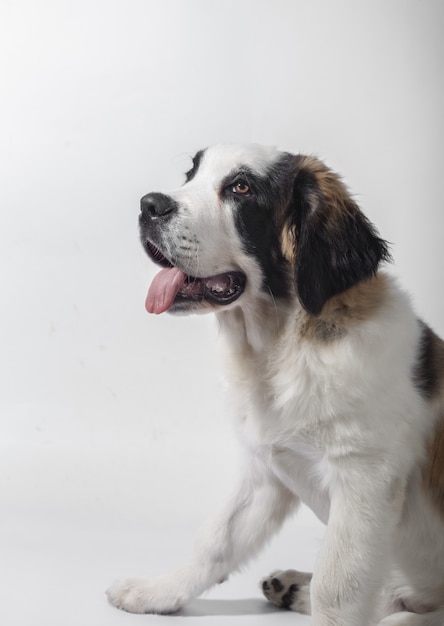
[298,273,390,343]
[280,218,297,263]
[281,155,353,264]
[294,155,355,218]
[423,413,444,519]
[283,154,391,316]
[420,332,444,518]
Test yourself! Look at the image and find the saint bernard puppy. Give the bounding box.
[107,144,444,625]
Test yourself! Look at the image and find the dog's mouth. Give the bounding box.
[144,242,246,314]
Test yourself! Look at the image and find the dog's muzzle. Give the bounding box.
[139,195,246,314]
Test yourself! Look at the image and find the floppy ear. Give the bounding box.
[288,156,391,315]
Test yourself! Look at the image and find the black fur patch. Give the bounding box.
[185,149,205,183]
[413,321,441,399]
[281,583,299,609]
[226,155,295,299]
[271,577,285,592]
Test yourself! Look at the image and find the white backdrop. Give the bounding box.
[1,2,443,625]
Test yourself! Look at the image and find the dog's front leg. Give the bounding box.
[310,465,404,626]
[107,457,298,614]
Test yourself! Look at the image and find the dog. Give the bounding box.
[107,144,444,625]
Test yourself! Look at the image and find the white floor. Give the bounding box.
[2,494,322,626]
[1,426,324,626]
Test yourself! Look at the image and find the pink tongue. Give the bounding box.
[145,267,187,314]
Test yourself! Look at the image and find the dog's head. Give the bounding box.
[140,144,390,316]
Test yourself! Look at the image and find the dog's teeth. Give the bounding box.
[206,275,232,294]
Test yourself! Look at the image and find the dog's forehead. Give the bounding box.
[194,144,281,181]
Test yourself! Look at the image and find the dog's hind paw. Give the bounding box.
[261,569,312,614]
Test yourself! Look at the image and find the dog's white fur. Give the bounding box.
[107,144,444,625]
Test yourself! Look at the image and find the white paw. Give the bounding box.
[261,569,312,614]
[106,576,186,614]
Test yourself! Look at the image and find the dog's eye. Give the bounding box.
[232,181,250,195]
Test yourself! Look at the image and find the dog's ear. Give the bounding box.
[284,156,391,315]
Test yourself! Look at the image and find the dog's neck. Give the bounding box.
[217,297,295,356]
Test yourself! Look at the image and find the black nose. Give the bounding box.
[140,192,177,222]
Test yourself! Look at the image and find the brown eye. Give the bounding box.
[232,181,250,195]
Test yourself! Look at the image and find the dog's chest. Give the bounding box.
[231,333,345,439]
[239,378,333,523]
[224,330,347,522]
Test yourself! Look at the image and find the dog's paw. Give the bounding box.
[106,576,186,614]
[261,569,312,614]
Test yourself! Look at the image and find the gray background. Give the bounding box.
[1,1,443,624]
